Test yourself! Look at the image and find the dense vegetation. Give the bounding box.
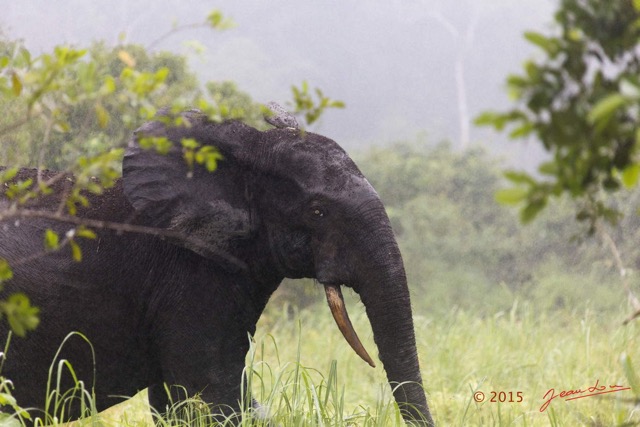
[358,141,630,315]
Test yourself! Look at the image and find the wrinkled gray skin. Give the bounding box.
[0,111,434,426]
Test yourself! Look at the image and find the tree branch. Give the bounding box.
[0,208,248,273]
[146,23,207,51]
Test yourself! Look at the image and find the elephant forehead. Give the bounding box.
[271,132,364,187]
[300,159,377,203]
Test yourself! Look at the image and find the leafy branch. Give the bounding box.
[145,9,236,51]
[290,81,345,126]
[477,0,640,228]
[0,208,248,272]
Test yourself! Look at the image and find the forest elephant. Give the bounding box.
[0,109,434,426]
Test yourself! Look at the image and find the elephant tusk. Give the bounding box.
[323,284,376,368]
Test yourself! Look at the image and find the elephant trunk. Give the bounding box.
[344,204,434,426]
[324,274,432,425]
[359,271,433,426]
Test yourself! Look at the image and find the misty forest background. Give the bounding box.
[2,1,640,426]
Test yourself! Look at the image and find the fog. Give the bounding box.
[2,0,556,166]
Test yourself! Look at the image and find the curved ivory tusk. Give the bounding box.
[323,284,376,368]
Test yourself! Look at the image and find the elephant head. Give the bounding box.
[122,110,434,426]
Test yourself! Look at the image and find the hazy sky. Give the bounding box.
[2,0,556,165]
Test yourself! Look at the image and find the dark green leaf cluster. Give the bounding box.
[476,0,640,228]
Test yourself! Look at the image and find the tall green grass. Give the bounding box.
[4,297,640,426]
[421,302,640,426]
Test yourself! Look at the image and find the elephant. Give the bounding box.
[0,109,434,426]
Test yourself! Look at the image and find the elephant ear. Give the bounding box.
[122,113,261,267]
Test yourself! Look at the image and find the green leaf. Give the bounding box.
[474,111,510,131]
[524,60,540,81]
[155,67,170,82]
[139,137,172,155]
[5,178,33,200]
[44,229,60,251]
[207,10,223,27]
[100,75,116,95]
[588,94,627,125]
[621,353,640,397]
[524,31,559,55]
[76,227,97,240]
[0,167,18,184]
[0,259,13,282]
[538,161,558,176]
[181,138,200,150]
[495,187,528,205]
[70,240,82,262]
[95,103,110,129]
[509,122,535,139]
[10,72,22,96]
[0,293,40,337]
[66,199,77,216]
[567,28,583,42]
[520,200,546,223]
[621,164,640,188]
[38,181,53,195]
[0,411,26,426]
[0,393,17,407]
[195,146,224,172]
[206,10,236,30]
[504,171,536,185]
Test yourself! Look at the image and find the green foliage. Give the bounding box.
[205,10,237,31]
[291,81,345,126]
[0,260,12,283]
[0,39,201,170]
[0,294,39,337]
[476,0,640,228]
[44,229,60,251]
[203,81,266,127]
[181,138,224,176]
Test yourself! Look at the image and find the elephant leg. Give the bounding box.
[154,331,251,422]
[149,381,239,425]
[147,382,169,417]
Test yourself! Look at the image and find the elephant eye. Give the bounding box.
[311,206,326,219]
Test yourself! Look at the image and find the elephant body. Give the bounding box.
[0,111,434,425]
[2,178,274,414]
